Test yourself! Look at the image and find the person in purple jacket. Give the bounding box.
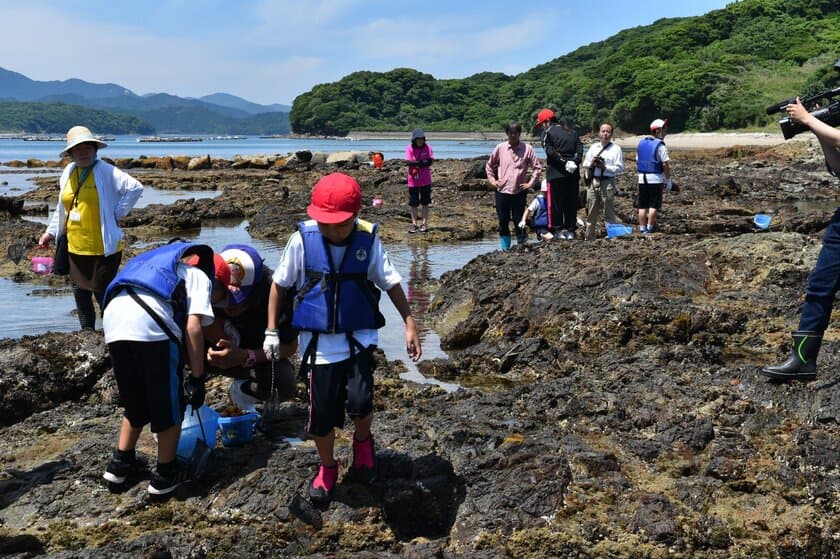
[405,128,434,233]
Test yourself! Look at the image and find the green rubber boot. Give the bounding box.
[499,235,512,250]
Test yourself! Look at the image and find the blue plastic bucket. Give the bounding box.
[218,412,260,446]
[754,214,771,229]
[606,223,633,238]
[176,405,219,460]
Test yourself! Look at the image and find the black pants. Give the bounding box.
[548,176,580,232]
[494,190,527,242]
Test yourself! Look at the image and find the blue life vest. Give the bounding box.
[636,137,664,174]
[533,196,548,228]
[104,241,214,329]
[292,219,385,334]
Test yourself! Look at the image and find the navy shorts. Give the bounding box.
[109,339,184,433]
[408,185,432,207]
[305,346,376,437]
[638,183,663,210]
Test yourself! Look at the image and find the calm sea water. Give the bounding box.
[0,135,504,165]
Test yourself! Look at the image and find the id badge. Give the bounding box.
[69,210,81,223]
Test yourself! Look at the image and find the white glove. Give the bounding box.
[263,329,279,360]
[565,160,578,174]
[517,219,527,230]
[665,179,673,192]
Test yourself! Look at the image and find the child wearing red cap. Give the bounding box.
[265,172,422,505]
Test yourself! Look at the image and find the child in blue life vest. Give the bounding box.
[519,180,553,241]
[264,172,422,505]
[101,242,232,496]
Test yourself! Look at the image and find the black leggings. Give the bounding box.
[74,286,104,330]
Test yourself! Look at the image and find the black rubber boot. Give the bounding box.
[761,330,821,382]
[74,286,97,330]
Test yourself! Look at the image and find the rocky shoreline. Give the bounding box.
[1,140,838,558]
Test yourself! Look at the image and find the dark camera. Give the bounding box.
[766,58,840,139]
[778,103,840,139]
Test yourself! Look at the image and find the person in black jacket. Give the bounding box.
[536,109,584,240]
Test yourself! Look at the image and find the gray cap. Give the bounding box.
[411,128,425,141]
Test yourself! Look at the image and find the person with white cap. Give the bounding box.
[204,244,298,409]
[635,118,672,234]
[38,125,143,330]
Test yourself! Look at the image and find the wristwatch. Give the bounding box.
[244,349,257,368]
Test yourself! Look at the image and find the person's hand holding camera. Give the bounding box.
[594,156,606,169]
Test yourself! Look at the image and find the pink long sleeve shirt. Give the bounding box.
[485,141,542,194]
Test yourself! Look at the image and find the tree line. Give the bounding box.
[290,0,839,136]
[0,102,291,135]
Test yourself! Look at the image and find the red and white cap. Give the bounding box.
[650,118,668,131]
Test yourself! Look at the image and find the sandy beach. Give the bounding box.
[348,129,816,150]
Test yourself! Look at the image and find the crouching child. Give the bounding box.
[101,242,231,495]
[264,172,422,505]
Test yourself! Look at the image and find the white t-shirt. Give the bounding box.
[583,141,624,178]
[272,224,402,364]
[104,264,215,343]
[637,141,670,184]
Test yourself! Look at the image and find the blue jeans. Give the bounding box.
[799,206,840,333]
[495,190,527,241]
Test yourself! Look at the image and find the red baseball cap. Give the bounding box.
[186,252,231,286]
[536,109,555,126]
[307,173,362,224]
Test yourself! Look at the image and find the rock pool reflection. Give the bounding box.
[1,218,497,391]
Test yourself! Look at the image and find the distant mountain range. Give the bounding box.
[0,67,290,134]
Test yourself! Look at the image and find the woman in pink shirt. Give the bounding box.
[405,128,434,233]
[485,121,543,250]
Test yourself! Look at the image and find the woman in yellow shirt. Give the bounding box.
[39,126,144,330]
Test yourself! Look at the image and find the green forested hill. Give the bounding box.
[0,102,153,134]
[290,0,840,135]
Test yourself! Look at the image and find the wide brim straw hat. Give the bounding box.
[60,125,108,158]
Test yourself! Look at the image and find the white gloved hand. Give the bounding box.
[517,219,527,230]
[665,179,673,192]
[565,160,578,174]
[263,329,279,360]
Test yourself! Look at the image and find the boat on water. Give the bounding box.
[137,136,204,143]
[209,135,247,140]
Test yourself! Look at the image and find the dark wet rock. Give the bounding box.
[0,195,24,216]
[626,493,679,543]
[0,330,110,426]
[2,144,840,556]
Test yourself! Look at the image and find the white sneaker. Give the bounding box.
[565,231,575,240]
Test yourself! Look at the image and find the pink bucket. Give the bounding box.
[32,256,53,275]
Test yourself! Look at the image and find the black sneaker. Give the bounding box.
[103,453,148,485]
[148,461,188,496]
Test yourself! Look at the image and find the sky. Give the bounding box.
[3,0,734,107]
